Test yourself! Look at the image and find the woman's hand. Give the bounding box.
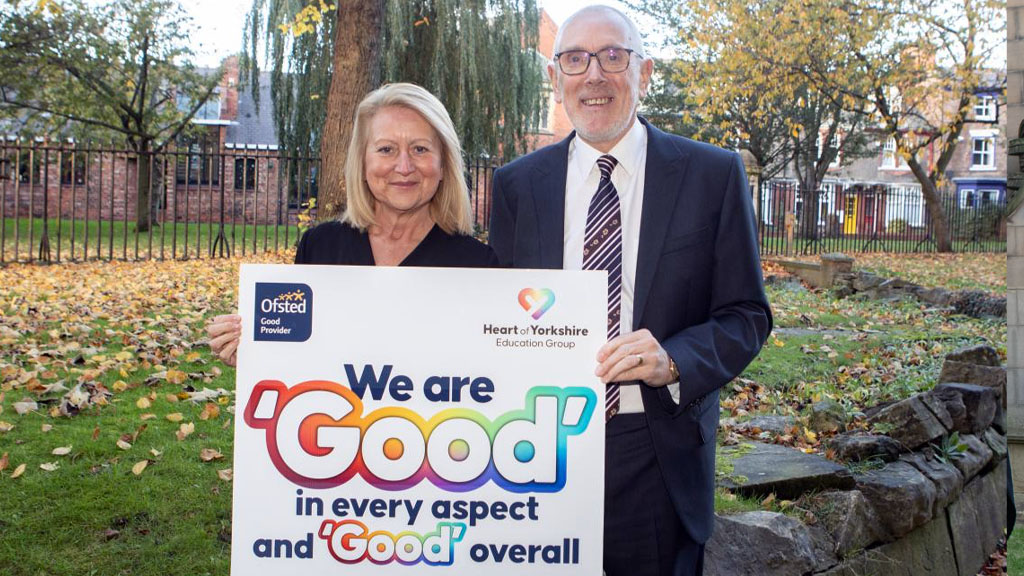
[208,314,242,367]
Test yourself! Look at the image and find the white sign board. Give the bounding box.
[231,264,607,574]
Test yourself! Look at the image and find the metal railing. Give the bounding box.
[0,141,1006,263]
[756,180,1007,255]
[0,141,320,263]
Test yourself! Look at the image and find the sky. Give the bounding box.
[180,1,1005,70]
[180,0,634,68]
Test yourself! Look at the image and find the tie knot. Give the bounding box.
[597,154,618,180]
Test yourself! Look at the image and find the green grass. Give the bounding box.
[734,279,1005,421]
[1,217,302,262]
[0,359,236,575]
[0,251,1007,574]
[1011,529,1023,575]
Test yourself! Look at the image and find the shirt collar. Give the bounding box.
[571,117,647,181]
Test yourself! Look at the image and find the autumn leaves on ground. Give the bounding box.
[0,251,1006,575]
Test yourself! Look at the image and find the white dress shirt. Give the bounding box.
[563,119,679,413]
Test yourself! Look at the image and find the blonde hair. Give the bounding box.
[342,83,472,235]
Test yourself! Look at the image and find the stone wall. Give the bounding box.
[1005,0,1024,523]
[707,346,1007,575]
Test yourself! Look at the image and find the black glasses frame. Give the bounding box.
[553,48,638,76]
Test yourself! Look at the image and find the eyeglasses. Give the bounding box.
[554,48,638,76]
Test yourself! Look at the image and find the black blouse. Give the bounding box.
[294,220,498,268]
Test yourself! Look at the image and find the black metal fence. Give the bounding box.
[0,141,1007,264]
[757,180,1007,255]
[466,154,502,233]
[0,141,320,263]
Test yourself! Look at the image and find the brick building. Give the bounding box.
[1,55,306,227]
[760,75,1007,241]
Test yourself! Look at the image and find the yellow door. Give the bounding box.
[843,196,858,235]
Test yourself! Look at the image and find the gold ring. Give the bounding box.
[636,354,644,366]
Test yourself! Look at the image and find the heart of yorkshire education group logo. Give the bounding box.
[518,288,555,320]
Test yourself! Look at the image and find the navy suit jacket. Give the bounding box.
[488,118,772,543]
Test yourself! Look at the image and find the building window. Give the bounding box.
[971,137,994,169]
[824,133,841,168]
[60,151,87,186]
[234,157,256,190]
[973,95,996,121]
[17,150,41,184]
[179,91,222,121]
[530,51,552,133]
[961,189,976,208]
[176,130,221,186]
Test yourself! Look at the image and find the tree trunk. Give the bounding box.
[136,142,152,233]
[318,0,384,221]
[907,158,952,252]
[795,163,819,242]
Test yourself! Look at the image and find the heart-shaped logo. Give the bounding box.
[518,288,555,320]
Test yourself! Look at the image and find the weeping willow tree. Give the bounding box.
[241,0,544,219]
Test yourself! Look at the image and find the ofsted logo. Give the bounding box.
[254,283,313,342]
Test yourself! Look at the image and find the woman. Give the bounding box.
[208,83,496,365]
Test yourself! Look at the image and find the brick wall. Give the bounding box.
[1,146,306,226]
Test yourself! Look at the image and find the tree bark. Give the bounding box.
[318,0,384,221]
[136,141,152,233]
[908,158,952,252]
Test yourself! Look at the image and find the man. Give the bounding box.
[488,6,772,575]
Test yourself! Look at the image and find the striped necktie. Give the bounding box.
[583,154,622,421]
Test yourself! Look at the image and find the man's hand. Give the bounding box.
[595,329,675,386]
[207,314,242,367]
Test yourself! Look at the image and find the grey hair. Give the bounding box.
[553,5,646,57]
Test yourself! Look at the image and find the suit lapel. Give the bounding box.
[531,134,573,269]
[633,120,689,329]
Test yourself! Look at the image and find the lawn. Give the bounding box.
[1,217,303,263]
[0,251,1008,574]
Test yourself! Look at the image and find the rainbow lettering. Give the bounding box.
[243,379,595,492]
[318,520,465,566]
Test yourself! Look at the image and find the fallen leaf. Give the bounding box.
[165,394,179,403]
[42,424,53,433]
[0,453,8,472]
[0,422,13,433]
[112,380,128,392]
[131,460,148,475]
[13,398,38,415]
[176,422,195,441]
[199,403,220,421]
[10,463,26,478]
[116,440,132,451]
[166,370,187,385]
[40,462,59,472]
[103,529,120,541]
[149,449,162,457]
[51,445,72,456]
[166,412,184,423]
[92,426,100,440]
[217,468,233,482]
[200,448,224,462]
[136,397,151,409]
[140,413,157,421]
